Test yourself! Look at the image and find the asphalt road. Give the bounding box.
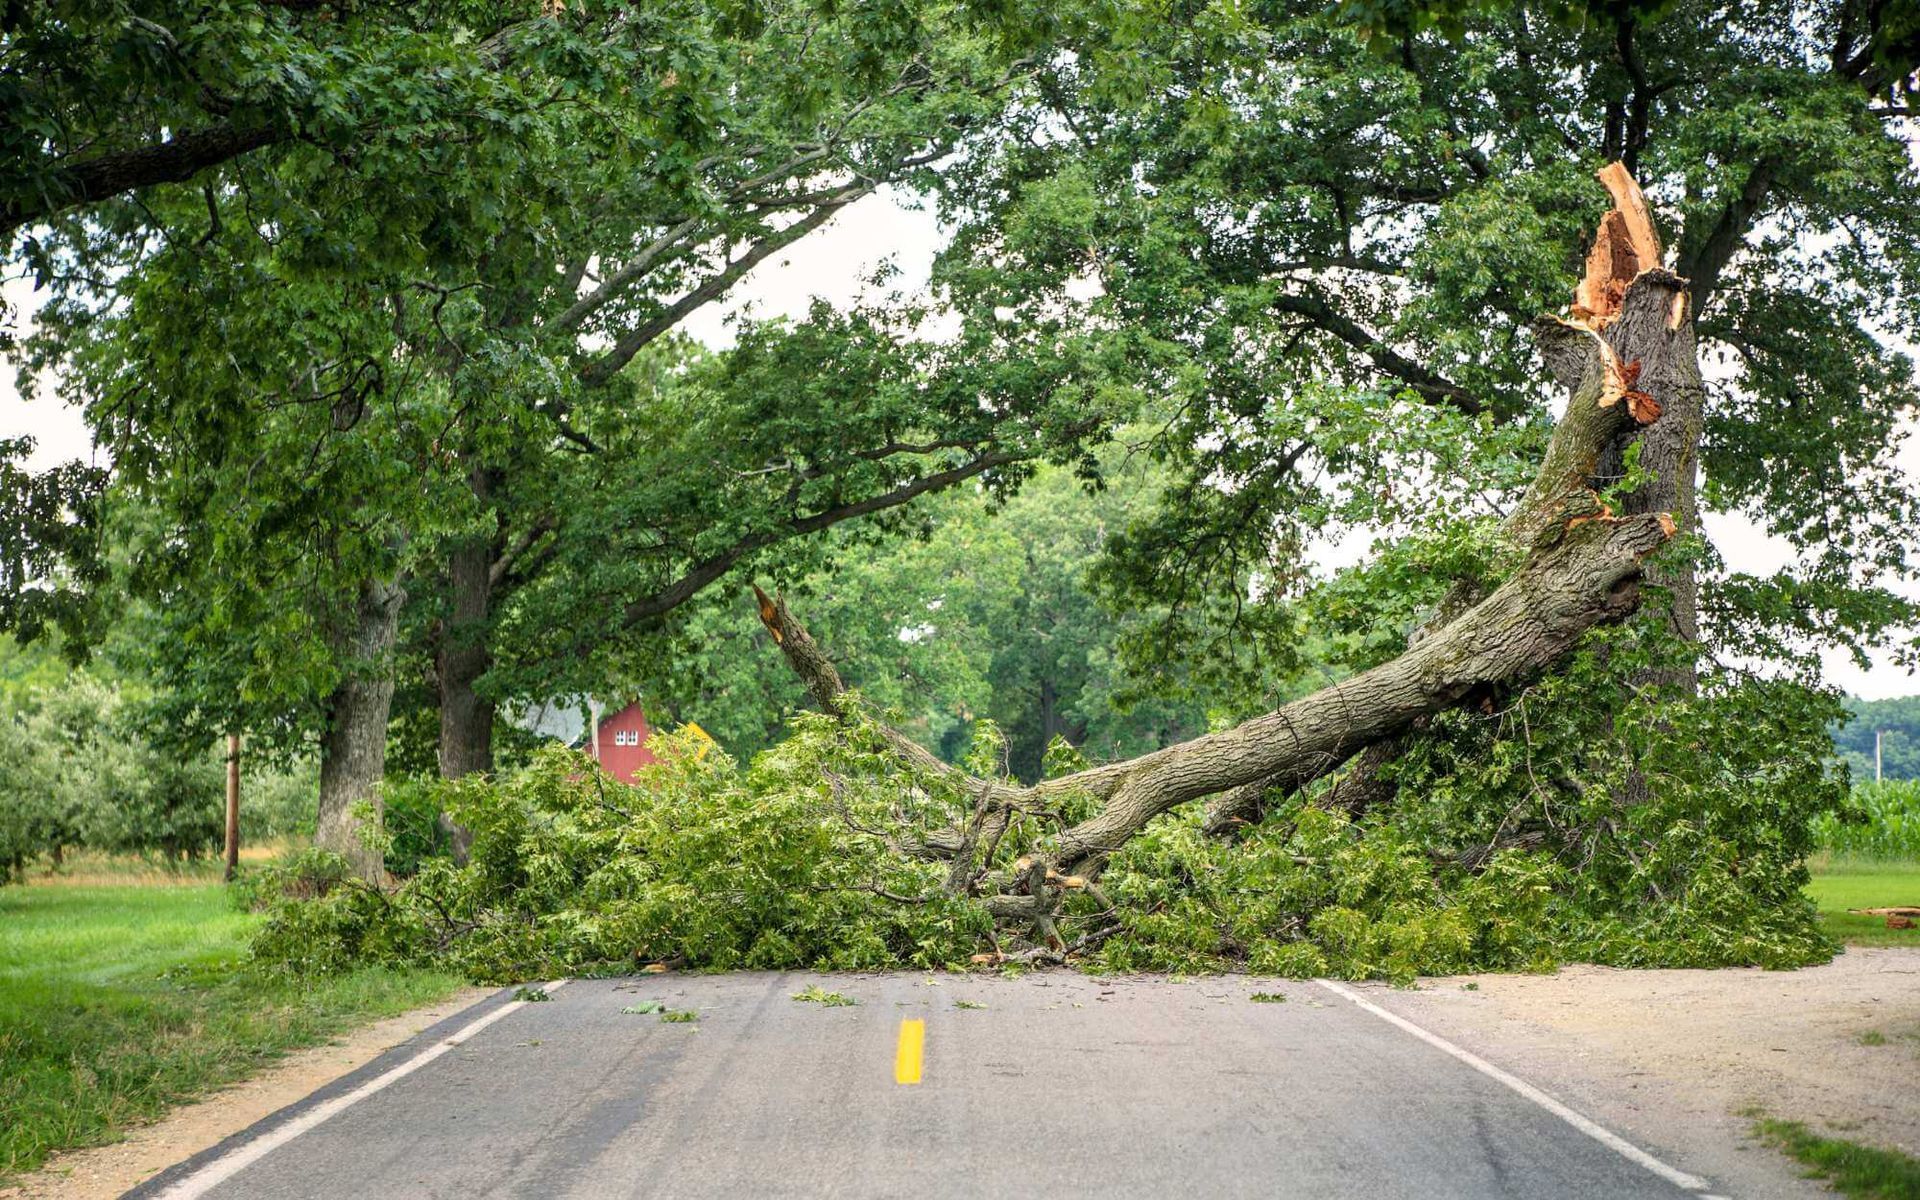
[132,973,1728,1199]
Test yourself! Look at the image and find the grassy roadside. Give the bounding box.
[1806,857,1920,948]
[1753,1119,1920,1200]
[0,878,460,1180]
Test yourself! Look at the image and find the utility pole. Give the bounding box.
[224,733,242,881]
[1875,728,1884,784]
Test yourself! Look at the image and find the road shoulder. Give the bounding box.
[1351,947,1920,1199]
[0,986,491,1200]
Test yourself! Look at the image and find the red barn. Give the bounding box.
[588,701,658,782]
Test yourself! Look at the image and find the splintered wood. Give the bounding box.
[1566,161,1667,425]
[1572,162,1663,329]
[754,584,785,644]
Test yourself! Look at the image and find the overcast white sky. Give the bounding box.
[5,190,1916,698]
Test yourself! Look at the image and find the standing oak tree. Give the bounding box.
[5,0,1081,878]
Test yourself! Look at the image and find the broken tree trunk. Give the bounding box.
[756,167,1691,939]
[1203,163,1705,834]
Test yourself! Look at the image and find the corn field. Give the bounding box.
[1814,781,1920,859]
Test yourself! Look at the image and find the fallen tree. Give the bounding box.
[752,164,1686,947]
[243,166,1841,984]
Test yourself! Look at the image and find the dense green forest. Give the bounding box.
[3,0,1918,977]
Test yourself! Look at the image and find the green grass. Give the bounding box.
[1805,856,1920,948]
[0,880,459,1180]
[1755,1119,1920,1199]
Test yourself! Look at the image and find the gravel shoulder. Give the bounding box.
[1355,947,1920,1198]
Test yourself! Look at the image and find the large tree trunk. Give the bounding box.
[434,466,500,863]
[437,536,496,781]
[433,538,490,864]
[316,576,405,884]
[756,165,1696,945]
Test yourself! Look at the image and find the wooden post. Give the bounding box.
[224,733,242,881]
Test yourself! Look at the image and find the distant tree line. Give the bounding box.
[1833,696,1920,782]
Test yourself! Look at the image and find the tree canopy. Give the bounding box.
[926,0,1920,702]
[7,0,1099,869]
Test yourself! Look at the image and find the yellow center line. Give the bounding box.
[894,1018,925,1085]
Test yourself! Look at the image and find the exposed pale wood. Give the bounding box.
[1573,163,1664,329]
[1597,161,1663,270]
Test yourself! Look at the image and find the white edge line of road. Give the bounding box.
[152,978,571,1200]
[1317,980,1718,1195]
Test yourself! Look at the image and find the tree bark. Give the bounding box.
[434,466,501,864]
[437,536,495,781]
[223,733,241,883]
[316,576,405,884]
